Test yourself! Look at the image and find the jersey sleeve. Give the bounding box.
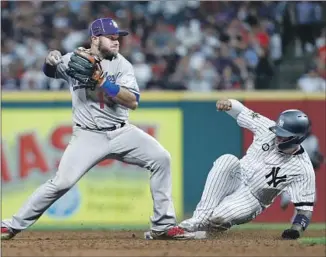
[55,52,73,81]
[115,59,139,95]
[286,169,316,211]
[236,106,276,137]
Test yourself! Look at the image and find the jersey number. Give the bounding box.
[265,167,287,187]
[97,92,104,109]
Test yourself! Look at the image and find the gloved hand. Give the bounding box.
[45,50,63,66]
[66,47,104,89]
[281,229,300,240]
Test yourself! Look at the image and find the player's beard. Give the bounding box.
[275,137,300,154]
[279,146,300,154]
[98,40,117,61]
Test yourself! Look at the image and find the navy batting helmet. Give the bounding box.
[269,109,311,151]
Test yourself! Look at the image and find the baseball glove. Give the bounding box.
[66,48,104,90]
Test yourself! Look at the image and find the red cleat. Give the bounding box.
[144,226,196,240]
[1,227,16,240]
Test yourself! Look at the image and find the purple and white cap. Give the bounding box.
[89,18,129,37]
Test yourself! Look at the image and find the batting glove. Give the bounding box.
[281,229,300,240]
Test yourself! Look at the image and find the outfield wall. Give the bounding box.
[1,91,325,228]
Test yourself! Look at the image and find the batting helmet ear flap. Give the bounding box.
[270,109,311,151]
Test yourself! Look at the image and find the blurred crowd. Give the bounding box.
[1,1,325,92]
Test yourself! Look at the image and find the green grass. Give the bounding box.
[231,223,326,231]
[28,223,326,231]
[299,237,326,245]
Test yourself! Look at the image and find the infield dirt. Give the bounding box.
[2,229,325,256]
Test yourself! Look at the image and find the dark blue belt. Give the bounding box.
[76,122,125,131]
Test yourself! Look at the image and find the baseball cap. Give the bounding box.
[89,18,129,37]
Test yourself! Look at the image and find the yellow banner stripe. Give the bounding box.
[2,90,325,102]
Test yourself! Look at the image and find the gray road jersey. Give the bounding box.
[55,52,139,129]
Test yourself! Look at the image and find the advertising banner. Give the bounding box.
[1,108,183,228]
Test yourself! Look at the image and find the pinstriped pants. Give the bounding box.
[192,154,263,229]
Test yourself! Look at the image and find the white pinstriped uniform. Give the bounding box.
[181,100,316,230]
[280,135,321,216]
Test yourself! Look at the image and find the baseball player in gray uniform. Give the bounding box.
[179,99,316,240]
[1,18,193,240]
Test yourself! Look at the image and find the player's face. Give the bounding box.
[275,136,298,153]
[275,136,290,145]
[98,35,120,60]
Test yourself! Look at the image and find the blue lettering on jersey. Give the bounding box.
[72,73,119,91]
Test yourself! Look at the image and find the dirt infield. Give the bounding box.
[2,230,325,256]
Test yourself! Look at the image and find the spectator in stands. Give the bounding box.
[20,60,46,90]
[1,1,287,91]
[187,59,219,92]
[294,2,323,56]
[254,48,274,90]
[146,19,177,57]
[1,39,17,68]
[315,27,326,79]
[297,63,326,92]
[15,36,47,68]
[249,16,270,52]
[131,52,152,90]
[168,55,190,90]
[216,65,242,90]
[268,23,283,66]
[175,17,202,51]
[1,60,24,90]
